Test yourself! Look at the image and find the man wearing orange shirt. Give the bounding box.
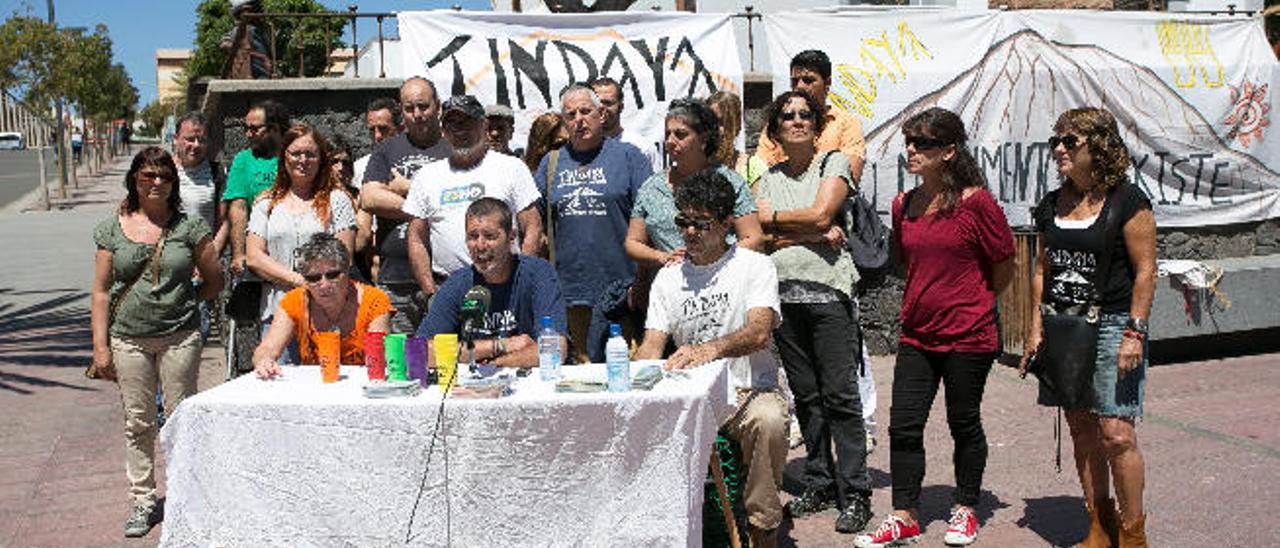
[755,50,866,180]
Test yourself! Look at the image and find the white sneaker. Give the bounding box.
[943,507,979,546]
[866,431,877,454]
[789,417,803,448]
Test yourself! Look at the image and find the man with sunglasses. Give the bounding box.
[635,169,787,548]
[223,99,289,277]
[403,95,544,313]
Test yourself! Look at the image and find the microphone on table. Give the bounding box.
[460,285,490,346]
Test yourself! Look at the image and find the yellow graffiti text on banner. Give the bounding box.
[829,22,934,120]
[1156,20,1224,89]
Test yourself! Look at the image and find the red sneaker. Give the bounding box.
[853,515,921,548]
[943,507,979,546]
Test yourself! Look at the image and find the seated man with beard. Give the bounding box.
[403,94,545,301]
[417,198,568,367]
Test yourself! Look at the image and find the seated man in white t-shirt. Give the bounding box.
[634,168,788,548]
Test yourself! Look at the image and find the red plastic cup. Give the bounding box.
[363,331,387,381]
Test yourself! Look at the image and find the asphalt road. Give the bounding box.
[0,149,47,211]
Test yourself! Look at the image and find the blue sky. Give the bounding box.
[1,0,492,107]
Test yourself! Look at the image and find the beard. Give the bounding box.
[449,140,487,167]
[250,132,279,158]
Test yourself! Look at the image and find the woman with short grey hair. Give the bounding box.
[252,233,393,378]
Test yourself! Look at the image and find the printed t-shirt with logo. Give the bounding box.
[646,245,781,394]
[416,255,569,342]
[533,138,653,306]
[361,133,452,283]
[401,151,542,277]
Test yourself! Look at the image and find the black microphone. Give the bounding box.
[459,285,491,347]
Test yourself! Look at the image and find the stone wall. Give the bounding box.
[202,79,401,165]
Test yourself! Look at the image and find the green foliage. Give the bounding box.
[0,16,138,124]
[188,0,348,79]
[138,98,176,137]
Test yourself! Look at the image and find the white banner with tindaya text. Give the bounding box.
[764,10,1280,227]
[400,11,743,165]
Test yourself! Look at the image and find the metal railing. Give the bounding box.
[222,7,397,80]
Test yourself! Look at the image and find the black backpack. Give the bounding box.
[818,152,891,275]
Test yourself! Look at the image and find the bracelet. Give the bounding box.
[771,211,778,227]
[1122,329,1146,341]
[495,336,506,356]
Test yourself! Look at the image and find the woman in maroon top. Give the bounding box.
[855,108,1014,548]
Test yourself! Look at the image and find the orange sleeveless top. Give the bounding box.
[277,282,394,365]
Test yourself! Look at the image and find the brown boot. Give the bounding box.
[1077,498,1119,548]
[748,525,778,548]
[1118,514,1148,548]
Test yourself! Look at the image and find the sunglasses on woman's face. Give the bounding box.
[1048,134,1081,151]
[302,269,344,283]
[673,213,716,231]
[904,136,949,151]
[779,109,815,123]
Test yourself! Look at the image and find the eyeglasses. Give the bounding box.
[245,123,267,135]
[136,170,170,182]
[779,110,815,123]
[905,136,949,151]
[302,269,344,283]
[287,149,320,161]
[1048,134,1081,150]
[674,213,716,231]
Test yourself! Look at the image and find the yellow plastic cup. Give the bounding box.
[433,333,459,389]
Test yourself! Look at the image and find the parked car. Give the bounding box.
[0,132,24,150]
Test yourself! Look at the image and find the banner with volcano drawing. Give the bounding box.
[764,10,1279,227]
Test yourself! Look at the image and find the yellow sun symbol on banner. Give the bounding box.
[1223,81,1270,148]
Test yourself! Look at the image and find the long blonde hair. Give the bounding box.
[707,91,742,167]
[524,112,566,172]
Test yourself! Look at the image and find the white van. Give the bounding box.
[0,132,24,150]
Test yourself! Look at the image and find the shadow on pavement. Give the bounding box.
[1017,495,1088,546]
[0,287,96,393]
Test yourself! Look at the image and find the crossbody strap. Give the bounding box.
[544,149,560,267]
[110,222,173,324]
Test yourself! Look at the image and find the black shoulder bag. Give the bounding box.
[1030,183,1126,410]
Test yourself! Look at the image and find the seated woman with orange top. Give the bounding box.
[253,233,394,379]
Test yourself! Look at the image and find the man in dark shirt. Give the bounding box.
[358,77,452,332]
[418,198,568,367]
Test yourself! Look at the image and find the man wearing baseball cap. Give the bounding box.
[403,95,545,309]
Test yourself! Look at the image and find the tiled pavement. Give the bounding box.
[1,153,1278,547]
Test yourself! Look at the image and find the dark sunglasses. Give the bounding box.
[302,269,345,283]
[779,110,815,122]
[905,136,949,151]
[674,213,716,231]
[1048,134,1081,150]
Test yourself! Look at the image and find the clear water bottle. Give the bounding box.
[606,323,630,393]
[537,315,562,381]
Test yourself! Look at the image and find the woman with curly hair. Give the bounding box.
[90,147,223,536]
[247,123,356,363]
[626,97,763,268]
[856,107,1014,548]
[1020,107,1155,548]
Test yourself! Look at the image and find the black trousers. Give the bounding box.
[889,343,995,510]
[775,301,870,500]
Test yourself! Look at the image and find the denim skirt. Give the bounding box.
[1038,313,1147,417]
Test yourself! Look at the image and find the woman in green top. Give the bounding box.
[90,147,223,538]
[754,91,874,534]
[625,98,763,268]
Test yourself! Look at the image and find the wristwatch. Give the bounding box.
[1125,317,1149,336]
[495,335,507,357]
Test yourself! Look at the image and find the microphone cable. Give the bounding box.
[405,358,460,545]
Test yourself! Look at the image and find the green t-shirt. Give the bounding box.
[94,213,212,338]
[221,149,278,202]
[755,151,859,299]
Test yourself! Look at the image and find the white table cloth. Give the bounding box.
[159,360,732,547]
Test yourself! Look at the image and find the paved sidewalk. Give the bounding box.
[1,153,1277,546]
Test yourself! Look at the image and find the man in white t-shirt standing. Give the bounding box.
[403,95,545,301]
[634,168,788,548]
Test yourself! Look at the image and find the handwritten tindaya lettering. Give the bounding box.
[1155,20,1224,89]
[830,22,934,120]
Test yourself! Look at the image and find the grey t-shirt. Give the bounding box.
[755,151,859,301]
[362,133,451,284]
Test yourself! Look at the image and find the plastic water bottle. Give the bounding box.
[537,315,562,381]
[606,323,630,393]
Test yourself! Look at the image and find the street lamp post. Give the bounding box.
[47,0,69,197]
